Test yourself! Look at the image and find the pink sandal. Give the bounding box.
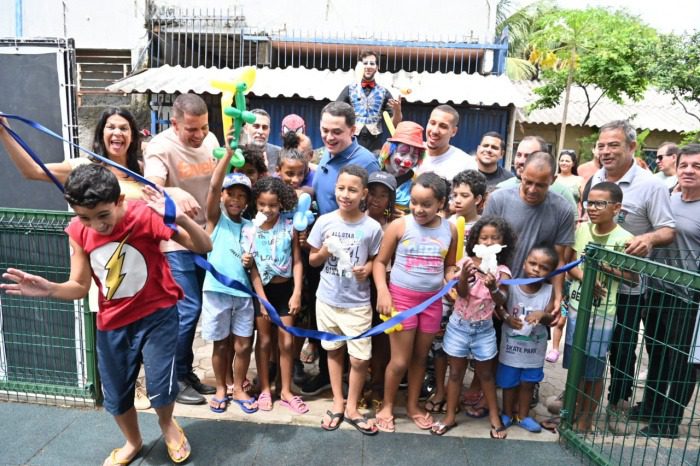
[279,395,309,414]
[545,349,560,363]
[257,391,273,411]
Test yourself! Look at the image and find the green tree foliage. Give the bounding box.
[528,8,659,126]
[496,0,556,80]
[654,31,700,126]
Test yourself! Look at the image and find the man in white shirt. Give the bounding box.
[417,104,476,181]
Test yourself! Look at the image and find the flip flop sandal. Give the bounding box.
[431,421,458,436]
[321,410,344,431]
[279,395,309,414]
[411,413,434,430]
[462,391,483,407]
[231,397,258,414]
[490,424,508,440]
[165,420,191,464]
[345,415,379,435]
[425,397,447,414]
[540,416,560,433]
[301,346,318,364]
[209,396,229,414]
[465,406,489,419]
[104,445,142,466]
[257,391,273,411]
[375,415,395,433]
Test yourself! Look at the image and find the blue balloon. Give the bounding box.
[293,193,313,231]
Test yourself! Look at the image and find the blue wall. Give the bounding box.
[239,97,511,155]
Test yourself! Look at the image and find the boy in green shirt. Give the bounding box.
[564,181,637,432]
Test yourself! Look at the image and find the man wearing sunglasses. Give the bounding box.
[653,142,679,190]
[337,50,402,152]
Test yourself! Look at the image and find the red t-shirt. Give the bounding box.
[65,201,184,331]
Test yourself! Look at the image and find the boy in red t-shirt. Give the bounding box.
[1,164,212,465]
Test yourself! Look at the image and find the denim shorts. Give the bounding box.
[562,344,606,381]
[201,291,254,340]
[496,363,544,389]
[97,305,179,416]
[442,313,498,361]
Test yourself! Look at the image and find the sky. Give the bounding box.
[519,0,700,34]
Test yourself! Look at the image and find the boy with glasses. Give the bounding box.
[563,181,636,432]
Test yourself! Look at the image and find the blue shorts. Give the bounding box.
[496,363,544,389]
[202,291,254,340]
[562,344,606,381]
[442,313,497,361]
[97,305,179,416]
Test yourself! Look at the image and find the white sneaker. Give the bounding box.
[134,381,151,410]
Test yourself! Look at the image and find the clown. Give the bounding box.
[337,50,402,152]
[378,121,426,214]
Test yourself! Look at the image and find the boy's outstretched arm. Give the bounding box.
[1,238,92,300]
[142,185,212,254]
[206,146,234,232]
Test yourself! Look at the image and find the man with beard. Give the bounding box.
[244,108,281,170]
[338,50,402,152]
[474,131,512,187]
[417,104,477,181]
[144,93,219,405]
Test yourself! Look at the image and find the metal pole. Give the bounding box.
[15,0,23,37]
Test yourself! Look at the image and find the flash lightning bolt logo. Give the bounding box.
[104,234,130,300]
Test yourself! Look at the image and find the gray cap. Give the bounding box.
[368,171,397,191]
[222,172,252,192]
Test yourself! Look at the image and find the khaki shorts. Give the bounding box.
[316,299,372,360]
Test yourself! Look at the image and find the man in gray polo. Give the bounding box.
[589,120,675,427]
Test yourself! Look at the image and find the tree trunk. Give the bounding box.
[557,51,576,169]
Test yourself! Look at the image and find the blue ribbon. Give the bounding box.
[0,113,177,230]
[499,257,583,285]
[194,254,457,341]
[1,112,584,341]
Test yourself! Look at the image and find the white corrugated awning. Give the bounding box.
[107,65,526,107]
[514,81,700,133]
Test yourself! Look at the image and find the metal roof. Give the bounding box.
[514,81,700,133]
[106,65,526,107]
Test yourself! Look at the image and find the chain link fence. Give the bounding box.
[0,208,98,406]
[561,244,700,465]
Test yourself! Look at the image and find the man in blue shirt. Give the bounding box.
[313,101,380,214]
[303,101,379,395]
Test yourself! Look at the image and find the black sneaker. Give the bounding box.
[627,403,654,422]
[293,360,306,386]
[530,383,540,409]
[640,423,679,439]
[300,374,331,396]
[185,372,216,395]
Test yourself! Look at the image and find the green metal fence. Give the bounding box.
[561,244,700,465]
[0,208,98,406]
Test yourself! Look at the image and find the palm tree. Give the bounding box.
[496,0,557,80]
